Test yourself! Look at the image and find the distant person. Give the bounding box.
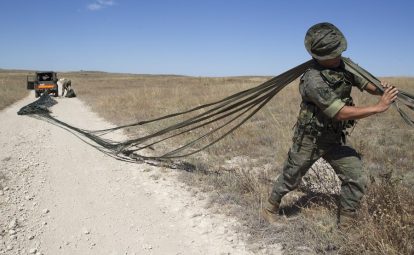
[59,78,72,97]
[262,22,399,229]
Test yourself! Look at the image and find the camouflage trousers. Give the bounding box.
[269,134,367,212]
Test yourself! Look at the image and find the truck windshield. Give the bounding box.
[37,73,53,81]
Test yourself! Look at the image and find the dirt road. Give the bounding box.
[0,95,261,255]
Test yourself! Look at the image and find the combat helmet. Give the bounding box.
[304,22,347,60]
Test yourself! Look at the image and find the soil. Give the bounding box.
[0,94,273,254]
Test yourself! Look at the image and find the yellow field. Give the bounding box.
[0,71,30,110]
[66,71,413,254]
[1,69,413,254]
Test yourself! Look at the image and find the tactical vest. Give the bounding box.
[294,65,357,143]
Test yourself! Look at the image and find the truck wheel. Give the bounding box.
[35,91,40,98]
[54,90,59,97]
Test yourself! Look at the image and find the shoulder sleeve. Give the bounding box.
[301,70,345,118]
[352,73,369,91]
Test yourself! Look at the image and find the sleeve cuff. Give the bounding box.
[359,80,369,91]
[323,99,346,118]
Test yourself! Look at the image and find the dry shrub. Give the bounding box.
[342,172,414,255]
[281,206,343,254]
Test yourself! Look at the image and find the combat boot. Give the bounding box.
[337,210,356,230]
[262,200,280,224]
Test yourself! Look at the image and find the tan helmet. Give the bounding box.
[304,22,347,60]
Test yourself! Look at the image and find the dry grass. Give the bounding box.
[0,71,30,110]
[2,69,413,253]
[67,72,413,254]
[344,172,414,254]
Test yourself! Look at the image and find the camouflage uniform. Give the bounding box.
[268,60,369,212]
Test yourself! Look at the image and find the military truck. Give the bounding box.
[27,71,59,97]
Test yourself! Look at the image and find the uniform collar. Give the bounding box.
[312,58,345,71]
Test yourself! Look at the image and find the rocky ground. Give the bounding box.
[0,94,275,254]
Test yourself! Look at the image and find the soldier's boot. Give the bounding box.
[337,210,356,230]
[261,200,280,225]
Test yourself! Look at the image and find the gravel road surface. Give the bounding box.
[0,94,258,255]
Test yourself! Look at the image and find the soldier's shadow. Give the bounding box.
[280,192,339,217]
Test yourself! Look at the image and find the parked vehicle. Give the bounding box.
[27,71,59,97]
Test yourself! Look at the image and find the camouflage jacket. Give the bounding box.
[293,59,369,143]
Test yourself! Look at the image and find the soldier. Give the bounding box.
[262,22,399,228]
[59,78,72,97]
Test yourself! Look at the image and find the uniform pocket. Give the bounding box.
[320,69,345,89]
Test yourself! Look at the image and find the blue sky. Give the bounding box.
[1,0,413,76]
